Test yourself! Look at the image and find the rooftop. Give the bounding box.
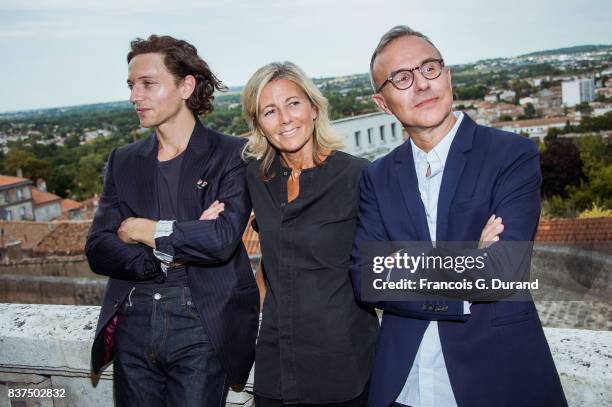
[0,220,56,249]
[330,111,387,124]
[61,198,82,212]
[0,175,31,188]
[31,188,62,206]
[492,117,574,127]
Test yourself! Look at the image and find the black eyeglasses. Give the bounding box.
[376,58,445,93]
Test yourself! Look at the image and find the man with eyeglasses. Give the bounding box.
[349,26,567,407]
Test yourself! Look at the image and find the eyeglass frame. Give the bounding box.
[375,58,445,94]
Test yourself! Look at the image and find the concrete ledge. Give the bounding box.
[545,328,612,406]
[1,303,611,406]
[0,303,253,406]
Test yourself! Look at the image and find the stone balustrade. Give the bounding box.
[1,303,611,406]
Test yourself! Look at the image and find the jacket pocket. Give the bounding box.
[490,301,536,326]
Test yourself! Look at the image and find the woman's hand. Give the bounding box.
[478,214,504,249]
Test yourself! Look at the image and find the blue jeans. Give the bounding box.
[113,285,228,407]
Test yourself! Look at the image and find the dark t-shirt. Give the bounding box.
[247,151,379,404]
[136,152,188,287]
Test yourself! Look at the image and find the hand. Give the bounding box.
[199,200,225,220]
[117,217,156,247]
[478,214,504,249]
[117,217,139,244]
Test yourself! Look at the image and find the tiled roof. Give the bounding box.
[0,221,56,249]
[0,175,31,187]
[80,196,99,208]
[31,188,62,206]
[27,217,262,257]
[4,216,610,259]
[536,217,612,242]
[33,221,91,255]
[61,199,82,212]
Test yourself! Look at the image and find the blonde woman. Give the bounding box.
[241,61,379,406]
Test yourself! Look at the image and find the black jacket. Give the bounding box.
[86,119,258,384]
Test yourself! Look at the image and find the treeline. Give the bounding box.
[540,112,612,217]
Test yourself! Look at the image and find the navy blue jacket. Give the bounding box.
[86,119,258,384]
[350,114,567,407]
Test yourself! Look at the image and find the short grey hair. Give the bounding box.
[369,25,442,91]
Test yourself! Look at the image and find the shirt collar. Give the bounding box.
[410,111,464,168]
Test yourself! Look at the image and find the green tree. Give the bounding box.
[522,103,539,119]
[566,135,612,210]
[4,149,52,181]
[540,138,583,199]
[576,102,593,116]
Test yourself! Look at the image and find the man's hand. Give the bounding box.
[478,214,504,249]
[117,217,157,248]
[200,200,225,220]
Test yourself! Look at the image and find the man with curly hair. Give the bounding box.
[86,35,258,407]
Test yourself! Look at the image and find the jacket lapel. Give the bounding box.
[176,119,217,221]
[436,115,476,241]
[394,141,432,241]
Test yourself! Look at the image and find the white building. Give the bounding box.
[331,112,404,161]
[484,93,498,103]
[499,90,516,102]
[593,102,612,117]
[519,97,539,106]
[0,175,34,221]
[31,180,62,222]
[562,78,595,107]
[492,117,578,141]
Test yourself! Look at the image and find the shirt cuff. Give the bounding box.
[153,249,174,263]
[155,220,175,239]
[153,220,175,265]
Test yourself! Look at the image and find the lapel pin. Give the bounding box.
[196,179,208,189]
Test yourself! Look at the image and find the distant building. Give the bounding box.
[527,77,544,87]
[331,112,404,161]
[492,117,579,141]
[519,97,539,106]
[0,174,34,221]
[537,87,562,108]
[60,199,83,220]
[498,90,516,102]
[31,185,62,222]
[562,78,595,107]
[79,195,99,220]
[484,93,498,103]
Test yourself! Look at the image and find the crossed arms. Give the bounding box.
[85,147,251,281]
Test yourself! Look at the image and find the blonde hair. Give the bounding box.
[241,61,344,180]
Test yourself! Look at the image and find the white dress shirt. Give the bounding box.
[395,111,467,407]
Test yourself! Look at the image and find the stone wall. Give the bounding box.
[0,255,261,306]
[0,304,254,407]
[0,304,611,406]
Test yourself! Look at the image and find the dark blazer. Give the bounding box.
[350,114,567,407]
[86,119,259,385]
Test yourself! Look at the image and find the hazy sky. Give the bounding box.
[1,0,610,112]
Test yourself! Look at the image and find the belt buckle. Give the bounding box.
[166,261,185,271]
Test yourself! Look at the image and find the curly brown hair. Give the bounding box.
[127,35,227,116]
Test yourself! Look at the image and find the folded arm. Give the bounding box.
[153,150,252,265]
[85,148,161,281]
